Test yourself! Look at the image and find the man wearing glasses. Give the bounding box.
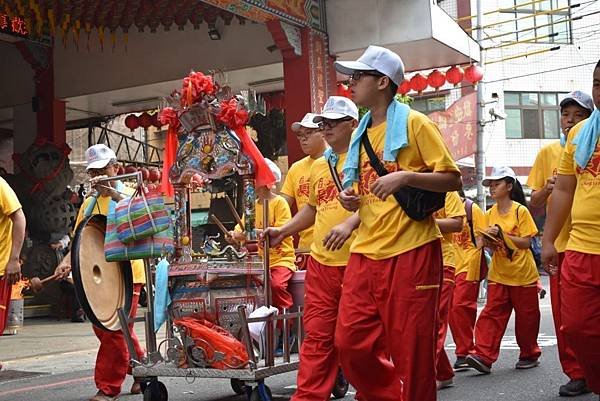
[334,46,462,401]
[281,113,327,253]
[54,144,146,401]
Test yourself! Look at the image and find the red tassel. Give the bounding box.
[233,126,275,188]
[160,126,178,197]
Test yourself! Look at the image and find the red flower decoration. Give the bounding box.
[159,107,180,129]
[181,71,216,107]
[216,99,249,129]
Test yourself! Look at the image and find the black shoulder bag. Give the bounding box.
[360,121,446,221]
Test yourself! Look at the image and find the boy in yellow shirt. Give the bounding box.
[263,96,359,401]
[335,46,462,401]
[433,192,465,390]
[527,90,593,397]
[281,114,327,252]
[0,177,26,363]
[543,60,600,397]
[54,145,146,401]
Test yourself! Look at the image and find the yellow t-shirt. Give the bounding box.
[281,156,316,250]
[350,111,460,260]
[0,177,22,276]
[486,201,539,286]
[526,141,571,253]
[308,153,356,266]
[236,195,296,271]
[434,191,465,268]
[76,188,146,284]
[454,200,486,280]
[558,119,600,255]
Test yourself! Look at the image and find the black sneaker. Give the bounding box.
[539,289,547,299]
[558,379,590,397]
[515,358,540,369]
[465,354,491,374]
[453,357,470,370]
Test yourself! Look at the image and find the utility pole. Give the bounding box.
[475,0,486,210]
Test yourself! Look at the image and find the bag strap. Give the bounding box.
[327,158,344,193]
[464,198,477,247]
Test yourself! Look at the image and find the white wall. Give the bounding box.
[0,41,35,109]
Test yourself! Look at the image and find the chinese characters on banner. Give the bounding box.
[0,14,28,37]
[428,92,477,161]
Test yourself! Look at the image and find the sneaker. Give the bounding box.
[436,378,454,390]
[453,356,470,370]
[539,289,547,299]
[89,391,118,401]
[465,354,491,374]
[515,358,540,369]
[558,379,590,396]
[130,382,142,395]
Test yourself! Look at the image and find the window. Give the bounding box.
[411,96,446,114]
[499,0,572,44]
[504,92,563,139]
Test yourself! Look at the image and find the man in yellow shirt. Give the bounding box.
[433,192,465,390]
[0,176,26,370]
[54,144,146,401]
[335,46,462,401]
[527,90,593,396]
[543,60,600,398]
[281,113,327,252]
[263,96,359,401]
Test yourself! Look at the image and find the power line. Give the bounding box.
[484,61,599,84]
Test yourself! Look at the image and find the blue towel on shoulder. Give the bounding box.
[323,147,337,166]
[341,100,410,189]
[572,109,600,169]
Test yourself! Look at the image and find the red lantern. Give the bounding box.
[427,70,446,91]
[139,167,149,181]
[446,66,464,87]
[124,165,137,174]
[124,114,139,132]
[336,83,351,98]
[138,112,153,129]
[464,64,484,86]
[151,113,163,129]
[398,80,411,95]
[410,73,428,94]
[149,168,161,183]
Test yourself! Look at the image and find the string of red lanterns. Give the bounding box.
[124,112,163,132]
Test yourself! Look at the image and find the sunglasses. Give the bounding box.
[319,117,354,129]
[87,163,117,177]
[348,71,384,82]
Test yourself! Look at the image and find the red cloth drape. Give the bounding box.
[160,127,178,197]
[233,126,275,188]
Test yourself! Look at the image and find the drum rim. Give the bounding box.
[71,213,134,332]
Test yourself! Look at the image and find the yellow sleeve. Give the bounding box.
[280,165,297,198]
[517,206,539,238]
[273,197,292,228]
[0,178,22,217]
[445,191,466,218]
[472,203,487,232]
[558,130,577,176]
[527,149,547,191]
[308,163,318,207]
[74,197,96,230]
[411,113,460,173]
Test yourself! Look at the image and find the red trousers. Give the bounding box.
[449,272,479,357]
[270,266,294,310]
[435,266,455,381]
[550,252,585,380]
[335,241,442,401]
[561,251,600,393]
[292,257,345,401]
[0,276,11,335]
[473,282,541,366]
[93,283,145,396]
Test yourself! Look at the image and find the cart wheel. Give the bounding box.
[143,380,168,401]
[249,383,272,401]
[231,378,246,395]
[331,369,349,399]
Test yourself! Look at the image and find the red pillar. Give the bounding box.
[15,42,66,146]
[267,22,336,165]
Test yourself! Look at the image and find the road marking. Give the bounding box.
[0,376,93,397]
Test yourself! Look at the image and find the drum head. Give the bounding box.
[71,214,133,331]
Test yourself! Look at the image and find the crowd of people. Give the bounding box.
[0,45,599,401]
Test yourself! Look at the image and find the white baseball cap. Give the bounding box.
[85,144,117,170]
[559,90,594,112]
[335,45,405,85]
[291,113,321,132]
[264,158,281,184]
[313,96,359,123]
[482,166,517,187]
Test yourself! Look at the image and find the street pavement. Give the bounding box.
[0,275,598,401]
